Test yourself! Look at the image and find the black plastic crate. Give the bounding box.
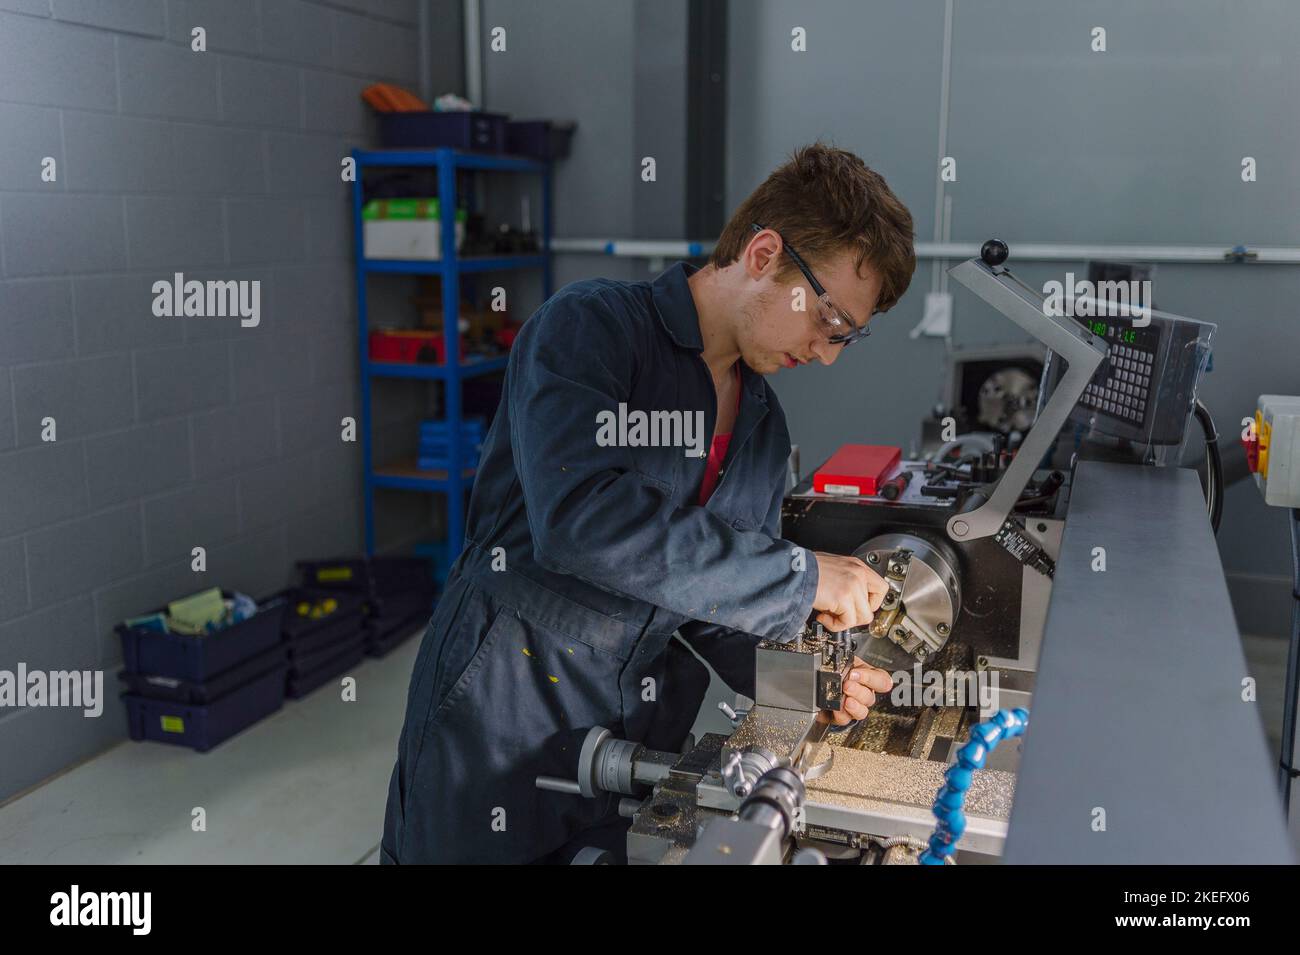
[295,558,369,592]
[379,111,508,152]
[116,591,286,683]
[117,644,287,704]
[506,119,575,161]
[366,619,425,658]
[289,629,366,676]
[295,556,433,598]
[276,588,367,656]
[122,664,287,753]
[367,583,435,623]
[287,643,367,699]
[369,558,434,596]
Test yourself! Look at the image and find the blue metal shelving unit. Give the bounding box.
[351,147,553,558]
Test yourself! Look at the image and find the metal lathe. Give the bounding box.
[537,243,1294,865]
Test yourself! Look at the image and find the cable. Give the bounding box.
[1193,400,1223,534]
[1280,508,1300,814]
[932,433,997,463]
[919,708,1029,865]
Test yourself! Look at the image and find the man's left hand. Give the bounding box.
[817,656,894,726]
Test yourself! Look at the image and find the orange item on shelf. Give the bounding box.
[361,83,430,113]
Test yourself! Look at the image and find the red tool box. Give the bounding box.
[813,444,901,496]
[368,329,457,364]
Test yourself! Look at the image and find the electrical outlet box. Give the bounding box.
[1253,395,1300,508]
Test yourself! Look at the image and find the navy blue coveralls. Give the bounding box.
[381,261,819,863]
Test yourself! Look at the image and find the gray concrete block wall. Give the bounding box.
[0,0,433,801]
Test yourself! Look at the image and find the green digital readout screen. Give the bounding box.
[1085,319,1138,344]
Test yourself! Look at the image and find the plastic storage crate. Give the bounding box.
[280,588,367,655]
[294,557,436,657]
[379,111,508,152]
[117,644,287,705]
[366,585,435,630]
[367,624,426,658]
[287,642,367,699]
[418,418,484,470]
[122,664,287,752]
[296,556,433,597]
[366,586,436,657]
[369,328,458,364]
[116,592,286,683]
[506,120,575,160]
[291,627,365,674]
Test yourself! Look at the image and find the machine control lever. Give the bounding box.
[945,244,1106,543]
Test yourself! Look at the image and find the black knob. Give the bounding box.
[980,239,1009,266]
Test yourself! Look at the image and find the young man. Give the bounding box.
[382,143,917,864]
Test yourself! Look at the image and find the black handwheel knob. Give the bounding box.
[980,239,1009,266]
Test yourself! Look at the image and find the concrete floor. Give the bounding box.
[1,627,1294,864]
[0,631,421,864]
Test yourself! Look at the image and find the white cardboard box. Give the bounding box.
[363,219,464,260]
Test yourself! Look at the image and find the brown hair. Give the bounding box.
[710,143,916,313]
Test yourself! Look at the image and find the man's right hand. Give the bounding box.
[812,552,890,631]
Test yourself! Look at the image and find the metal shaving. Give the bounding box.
[809,747,1016,820]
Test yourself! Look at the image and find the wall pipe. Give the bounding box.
[549,237,1300,265]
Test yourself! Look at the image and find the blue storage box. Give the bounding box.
[290,627,365,675]
[295,556,434,596]
[295,558,372,592]
[116,591,286,683]
[367,618,428,657]
[379,111,508,152]
[279,588,367,655]
[418,419,483,469]
[122,664,287,752]
[420,416,485,430]
[368,557,436,596]
[117,644,287,704]
[365,585,435,657]
[506,120,575,161]
[287,643,367,699]
[368,585,436,632]
[417,452,480,471]
[293,557,437,658]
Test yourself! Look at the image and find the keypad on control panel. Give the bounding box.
[1079,342,1153,425]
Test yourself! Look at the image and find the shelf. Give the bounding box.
[353,145,552,555]
[367,355,509,380]
[372,459,477,492]
[361,254,547,275]
[352,148,547,174]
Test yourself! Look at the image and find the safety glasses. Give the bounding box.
[751,222,872,346]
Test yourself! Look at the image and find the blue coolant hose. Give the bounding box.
[919,708,1029,865]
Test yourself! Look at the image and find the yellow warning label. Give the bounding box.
[1259,417,1271,477]
[160,715,185,733]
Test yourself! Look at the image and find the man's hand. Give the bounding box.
[812,552,890,631]
[816,656,894,726]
